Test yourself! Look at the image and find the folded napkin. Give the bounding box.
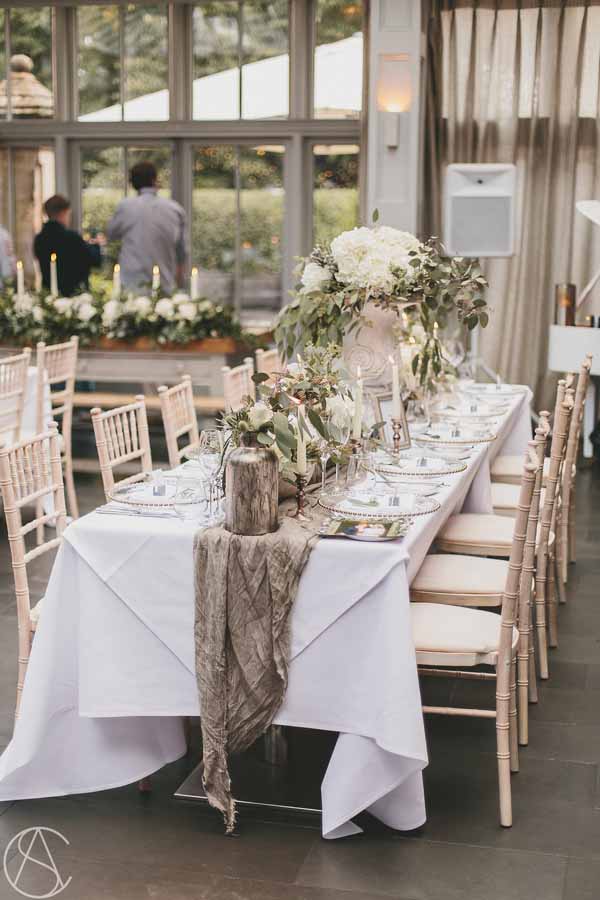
[194,518,317,832]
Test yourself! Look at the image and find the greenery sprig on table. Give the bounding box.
[274,224,489,387]
[0,286,249,347]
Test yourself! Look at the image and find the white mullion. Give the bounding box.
[5,8,12,121]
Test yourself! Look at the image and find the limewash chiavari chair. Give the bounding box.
[255,347,285,384]
[35,337,79,539]
[411,442,539,827]
[158,376,200,469]
[222,357,255,412]
[560,353,592,586]
[0,349,31,447]
[0,423,67,717]
[91,396,153,500]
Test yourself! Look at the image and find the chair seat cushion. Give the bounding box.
[491,482,546,511]
[491,454,551,481]
[411,602,514,654]
[411,554,508,596]
[438,513,554,554]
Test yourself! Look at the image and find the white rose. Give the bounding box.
[77,301,96,322]
[102,299,120,326]
[126,295,152,316]
[53,297,73,315]
[14,293,34,314]
[301,261,330,294]
[76,292,93,305]
[155,298,174,319]
[177,302,197,321]
[32,306,44,323]
[247,402,273,430]
[172,292,191,305]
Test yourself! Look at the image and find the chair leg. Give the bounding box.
[528,624,538,704]
[559,511,569,586]
[35,498,44,546]
[555,550,567,606]
[510,656,520,766]
[63,455,79,520]
[568,494,576,565]
[496,683,513,827]
[548,556,559,649]
[535,577,549,681]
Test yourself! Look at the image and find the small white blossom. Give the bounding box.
[32,306,44,323]
[77,301,96,322]
[53,297,73,315]
[172,292,191,305]
[102,299,121,326]
[177,302,197,321]
[126,295,152,316]
[247,402,273,430]
[155,298,175,319]
[301,261,330,294]
[14,293,35,315]
[198,300,214,313]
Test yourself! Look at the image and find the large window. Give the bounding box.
[193,0,289,120]
[78,5,169,121]
[0,6,54,119]
[192,144,284,312]
[0,1,364,314]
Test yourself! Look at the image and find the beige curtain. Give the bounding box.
[424,0,600,401]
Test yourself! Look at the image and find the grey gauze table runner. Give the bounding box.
[194,517,317,832]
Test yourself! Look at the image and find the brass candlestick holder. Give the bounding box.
[391,415,411,453]
[345,438,362,485]
[289,473,311,521]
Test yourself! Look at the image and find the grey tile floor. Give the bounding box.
[0,467,597,900]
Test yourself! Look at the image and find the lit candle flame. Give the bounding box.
[114,263,120,273]
[50,253,57,262]
[16,260,23,270]
[191,266,198,275]
[152,265,159,275]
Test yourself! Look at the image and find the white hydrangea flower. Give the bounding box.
[155,298,175,319]
[172,292,191,305]
[301,261,330,294]
[126,295,152,316]
[77,301,96,322]
[330,226,424,294]
[32,305,44,323]
[102,299,121,327]
[14,293,35,315]
[177,302,197,321]
[247,401,273,430]
[76,292,93,305]
[53,297,73,315]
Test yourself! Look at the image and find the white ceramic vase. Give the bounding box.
[343,302,398,386]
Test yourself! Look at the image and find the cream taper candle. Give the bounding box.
[296,406,307,475]
[16,261,24,299]
[190,266,200,300]
[152,265,160,293]
[390,355,401,419]
[50,253,58,297]
[352,366,363,440]
[112,263,121,299]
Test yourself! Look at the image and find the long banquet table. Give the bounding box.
[0,387,532,839]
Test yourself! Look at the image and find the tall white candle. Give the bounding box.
[352,366,363,440]
[50,253,58,297]
[390,355,401,419]
[296,406,307,475]
[112,263,121,299]
[16,261,24,299]
[152,265,160,293]
[190,266,200,300]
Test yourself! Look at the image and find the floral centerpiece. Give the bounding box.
[275,221,489,387]
[0,286,250,348]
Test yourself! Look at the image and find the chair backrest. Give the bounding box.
[561,353,592,504]
[91,396,153,498]
[255,348,285,384]
[498,440,540,663]
[222,357,255,412]
[158,375,199,469]
[0,423,67,712]
[35,336,79,437]
[0,349,31,446]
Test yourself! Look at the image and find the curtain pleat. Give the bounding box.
[423,0,600,403]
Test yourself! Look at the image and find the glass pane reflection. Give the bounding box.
[313,144,360,246]
[314,0,362,120]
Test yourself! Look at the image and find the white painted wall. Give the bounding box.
[366,0,423,234]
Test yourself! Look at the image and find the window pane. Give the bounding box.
[313,145,360,245]
[193,4,240,120]
[126,147,172,197]
[7,7,54,119]
[78,6,121,121]
[242,0,288,119]
[192,146,237,305]
[81,146,125,271]
[124,4,168,121]
[13,146,55,278]
[240,145,284,309]
[0,149,8,227]
[0,10,5,120]
[314,0,362,119]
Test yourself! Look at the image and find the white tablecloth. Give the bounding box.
[0,387,532,838]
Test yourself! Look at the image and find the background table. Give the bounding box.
[0,387,532,838]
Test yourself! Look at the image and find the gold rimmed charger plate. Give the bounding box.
[417,429,497,446]
[318,490,441,520]
[375,456,467,477]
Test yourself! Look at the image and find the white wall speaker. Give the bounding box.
[444,163,517,258]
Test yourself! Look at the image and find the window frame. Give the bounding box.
[0,0,366,312]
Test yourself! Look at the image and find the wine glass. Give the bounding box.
[317,410,333,496]
[328,419,351,494]
[197,429,222,521]
[173,476,206,523]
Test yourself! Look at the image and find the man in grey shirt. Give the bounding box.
[107,162,188,295]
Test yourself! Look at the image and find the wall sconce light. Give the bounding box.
[382,110,401,150]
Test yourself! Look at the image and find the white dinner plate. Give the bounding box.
[319,489,440,520]
[417,423,497,445]
[462,382,526,398]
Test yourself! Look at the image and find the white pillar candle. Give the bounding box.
[152,265,160,293]
[390,355,401,419]
[352,366,363,440]
[296,406,307,475]
[16,260,24,298]
[50,253,58,297]
[112,263,121,300]
[190,266,200,300]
